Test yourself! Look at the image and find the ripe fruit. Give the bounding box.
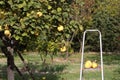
[79,25,83,31]
[84,60,92,69]
[4,30,11,36]
[37,11,43,17]
[60,46,66,52]
[92,61,98,68]
[57,25,64,31]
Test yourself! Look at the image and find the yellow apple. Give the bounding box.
[37,11,43,17]
[79,25,83,31]
[4,30,11,36]
[92,61,98,68]
[84,60,92,69]
[60,46,66,52]
[57,25,64,31]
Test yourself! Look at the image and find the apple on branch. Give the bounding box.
[57,25,64,32]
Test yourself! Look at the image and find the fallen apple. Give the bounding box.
[84,60,92,69]
[92,61,98,68]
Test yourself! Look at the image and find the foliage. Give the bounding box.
[83,0,120,52]
[0,0,81,52]
[0,0,120,53]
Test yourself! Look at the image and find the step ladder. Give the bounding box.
[80,29,104,80]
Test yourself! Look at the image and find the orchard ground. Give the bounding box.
[0,52,120,80]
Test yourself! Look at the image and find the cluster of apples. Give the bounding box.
[57,25,66,52]
[84,60,98,69]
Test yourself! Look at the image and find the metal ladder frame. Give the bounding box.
[80,29,104,80]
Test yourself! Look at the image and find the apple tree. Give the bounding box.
[33,0,84,61]
[0,0,46,80]
[0,0,83,79]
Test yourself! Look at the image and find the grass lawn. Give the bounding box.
[0,52,120,80]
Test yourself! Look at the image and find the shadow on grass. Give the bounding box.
[27,62,67,80]
[0,62,67,80]
[0,65,7,80]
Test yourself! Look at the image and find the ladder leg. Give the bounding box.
[99,31,104,80]
[80,31,87,80]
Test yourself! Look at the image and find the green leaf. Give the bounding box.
[61,0,65,2]
[8,0,13,5]
[22,32,28,36]
[70,20,75,25]
[0,1,5,5]
[65,33,70,38]
[57,7,62,12]
[18,1,26,8]
[30,31,34,34]
[51,10,57,14]
[14,35,21,40]
[0,39,4,46]
[62,12,68,18]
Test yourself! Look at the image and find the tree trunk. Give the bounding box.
[7,47,14,80]
[0,32,15,80]
[7,66,14,80]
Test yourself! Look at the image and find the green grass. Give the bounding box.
[0,52,120,80]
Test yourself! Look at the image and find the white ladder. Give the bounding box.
[80,29,104,80]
